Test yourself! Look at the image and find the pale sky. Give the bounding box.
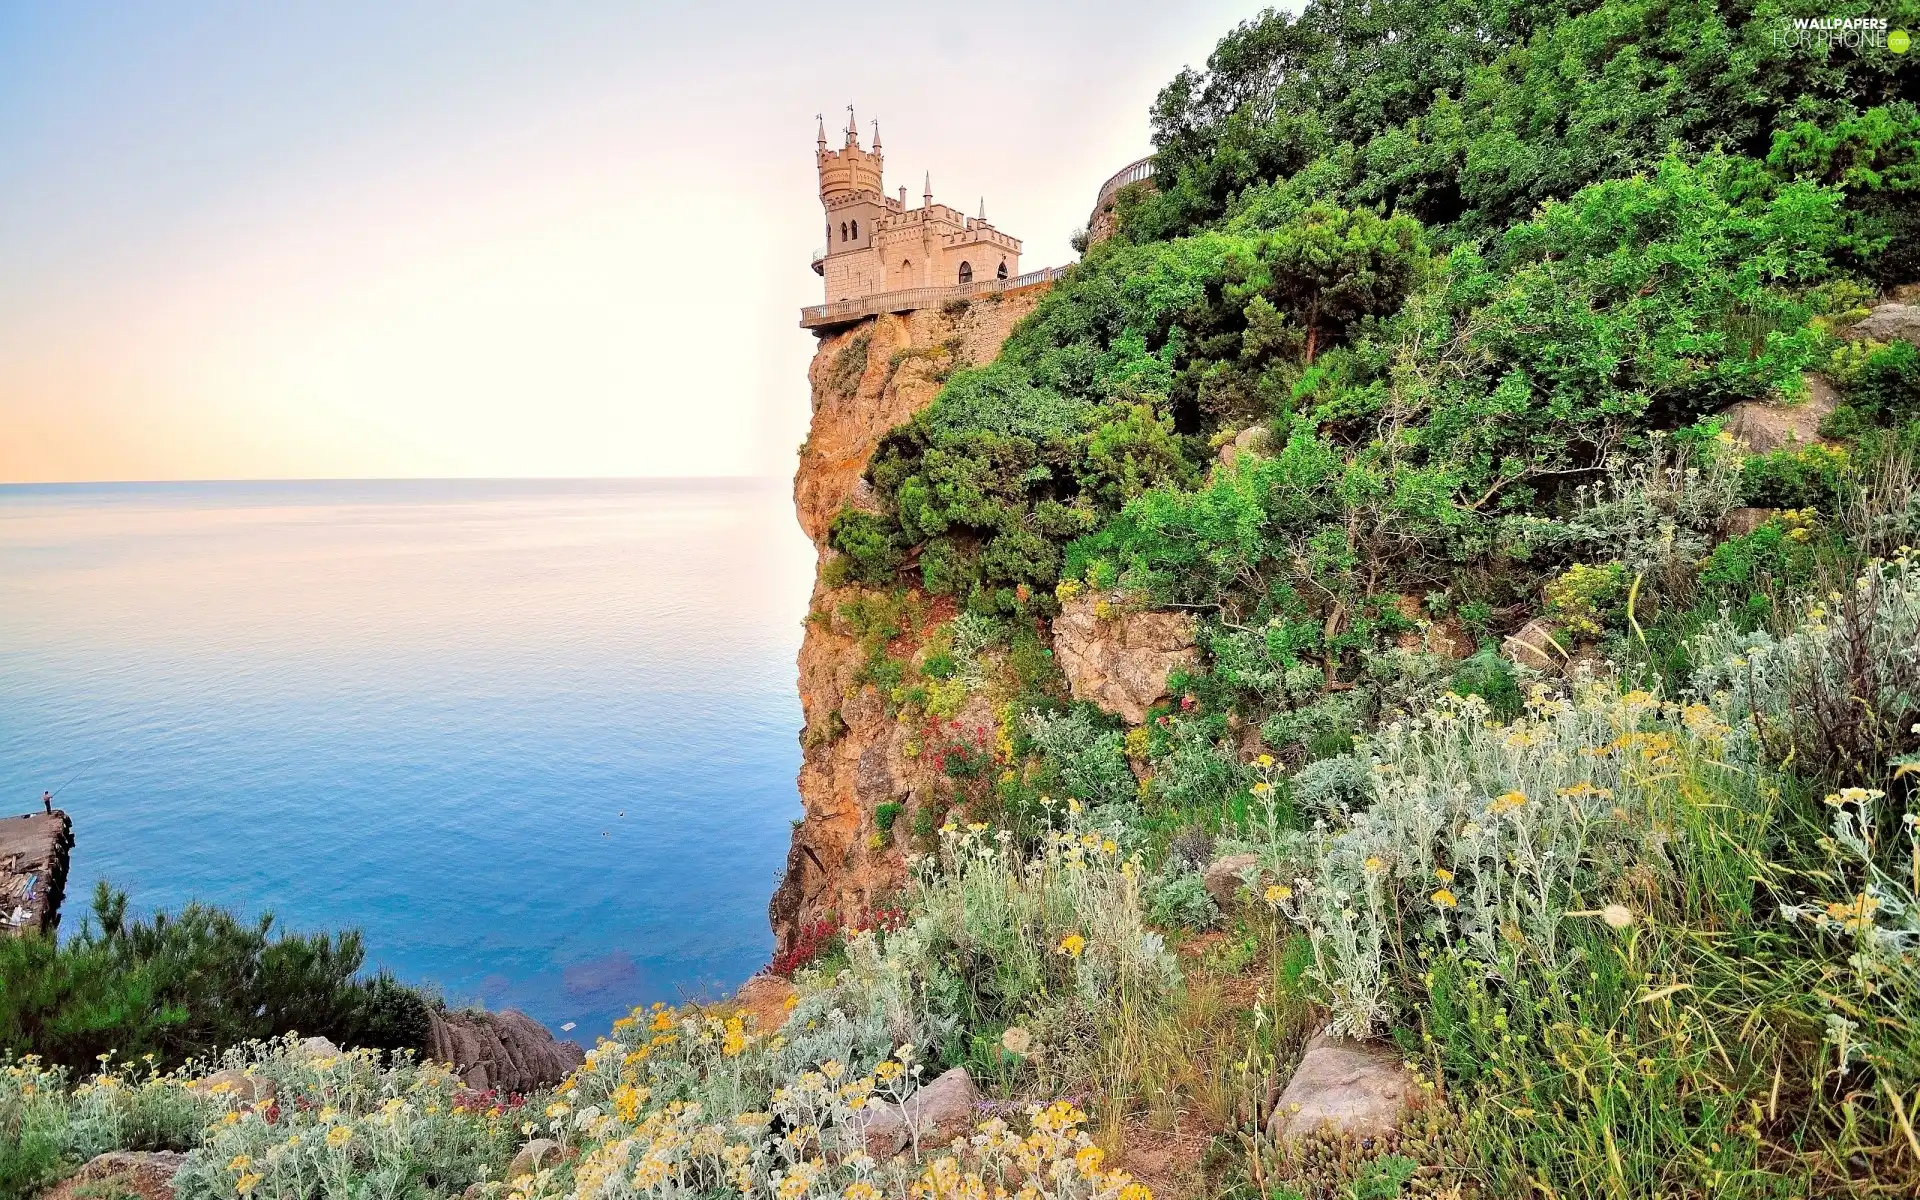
[0,1,1261,484]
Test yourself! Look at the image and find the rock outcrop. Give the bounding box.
[188,1068,275,1104]
[1269,1031,1414,1143]
[1,809,74,937]
[1502,617,1567,675]
[1217,424,1270,466]
[859,1067,980,1157]
[1849,301,1920,346]
[1202,854,1263,911]
[1717,374,1837,453]
[774,285,1051,954]
[507,1138,562,1180]
[1721,507,1780,537]
[1051,591,1198,726]
[729,974,798,1034]
[42,1152,187,1200]
[426,1008,585,1094]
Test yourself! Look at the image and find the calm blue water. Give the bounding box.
[0,479,813,1039]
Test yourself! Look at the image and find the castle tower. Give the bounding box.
[816,107,882,203]
[815,107,890,300]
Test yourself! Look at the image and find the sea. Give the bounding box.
[0,478,815,1040]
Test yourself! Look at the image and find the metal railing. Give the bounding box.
[800,265,1069,329]
[1093,156,1155,210]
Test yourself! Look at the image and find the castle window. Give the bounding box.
[996,260,1009,280]
[957,261,973,284]
[840,222,848,242]
[850,219,859,240]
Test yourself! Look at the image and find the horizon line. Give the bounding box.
[0,474,790,489]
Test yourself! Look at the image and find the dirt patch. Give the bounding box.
[1116,1114,1213,1200]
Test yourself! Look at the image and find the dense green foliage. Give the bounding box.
[0,883,430,1070]
[833,0,1913,630]
[812,2,1920,1195]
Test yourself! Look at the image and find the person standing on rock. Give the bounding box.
[42,791,52,814]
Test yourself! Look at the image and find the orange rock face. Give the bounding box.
[772,287,1048,954]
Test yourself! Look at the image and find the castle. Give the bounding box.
[812,109,1021,306]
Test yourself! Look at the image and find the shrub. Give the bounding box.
[1144,869,1220,932]
[769,920,839,979]
[1023,708,1137,815]
[907,818,1179,1082]
[0,884,432,1072]
[1692,552,1920,780]
[1,1056,216,1200]
[1542,562,1627,639]
[1446,648,1521,720]
[1696,508,1820,621]
[1288,754,1373,820]
[1266,685,1730,1037]
[1740,443,1852,510]
[826,330,871,399]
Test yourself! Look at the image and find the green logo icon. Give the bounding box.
[1892,29,1912,53]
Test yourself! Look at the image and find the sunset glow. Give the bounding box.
[0,1,1251,483]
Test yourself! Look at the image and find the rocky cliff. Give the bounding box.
[771,289,1047,951]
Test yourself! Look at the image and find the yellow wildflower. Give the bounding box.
[1433,867,1454,883]
[325,1126,352,1149]
[1431,889,1459,909]
[1263,883,1292,906]
[235,1173,264,1195]
[1057,933,1086,958]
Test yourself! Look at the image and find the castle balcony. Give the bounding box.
[1087,155,1156,247]
[800,265,1069,331]
[811,246,826,276]
[1094,155,1155,209]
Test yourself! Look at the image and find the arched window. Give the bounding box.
[850,219,859,240]
[957,261,973,284]
[902,260,913,279]
[840,222,848,242]
[996,260,1009,280]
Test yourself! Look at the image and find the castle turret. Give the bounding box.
[817,106,882,203]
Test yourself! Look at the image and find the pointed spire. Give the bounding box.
[923,170,932,208]
[816,113,827,149]
[872,119,881,152]
[978,197,986,221]
[845,105,858,148]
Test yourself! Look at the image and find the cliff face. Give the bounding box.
[772,288,1047,951]
[1,810,74,937]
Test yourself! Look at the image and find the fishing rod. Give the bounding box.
[44,756,99,805]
